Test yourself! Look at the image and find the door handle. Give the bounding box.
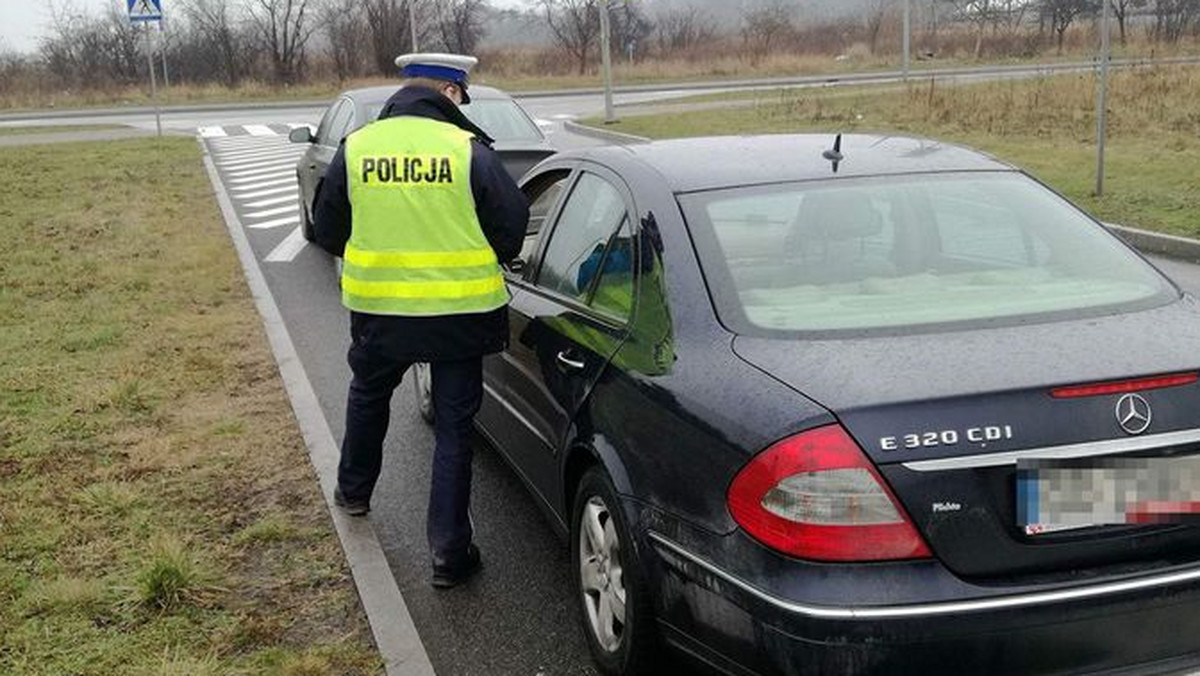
[556,351,586,371]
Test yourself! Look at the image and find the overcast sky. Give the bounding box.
[0,0,529,55]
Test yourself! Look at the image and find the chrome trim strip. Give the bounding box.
[481,381,555,449]
[901,428,1200,472]
[646,531,1200,620]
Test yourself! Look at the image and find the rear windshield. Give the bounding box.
[366,98,542,143]
[679,173,1175,334]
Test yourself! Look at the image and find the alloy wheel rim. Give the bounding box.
[579,495,626,653]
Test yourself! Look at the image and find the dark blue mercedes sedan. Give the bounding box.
[433,134,1200,675]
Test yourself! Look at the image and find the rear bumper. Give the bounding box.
[647,530,1200,676]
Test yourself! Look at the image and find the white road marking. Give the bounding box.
[199,126,228,137]
[264,226,308,262]
[236,184,299,199]
[229,171,294,185]
[244,124,278,136]
[245,204,299,219]
[232,177,298,192]
[221,155,304,171]
[211,136,284,147]
[247,215,301,230]
[226,163,299,179]
[214,142,293,155]
[217,145,301,159]
[243,193,298,208]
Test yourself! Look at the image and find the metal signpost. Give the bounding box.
[1095,0,1111,196]
[903,0,911,81]
[128,0,164,138]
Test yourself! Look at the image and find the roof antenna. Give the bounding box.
[822,133,844,173]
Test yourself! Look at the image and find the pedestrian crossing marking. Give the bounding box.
[265,226,309,262]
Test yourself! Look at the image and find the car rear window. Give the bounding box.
[679,172,1175,334]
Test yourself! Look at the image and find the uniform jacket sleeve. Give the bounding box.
[312,142,351,257]
[470,141,528,264]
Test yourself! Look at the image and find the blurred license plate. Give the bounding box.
[1017,455,1200,536]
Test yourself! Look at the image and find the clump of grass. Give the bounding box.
[145,648,223,676]
[76,481,141,517]
[136,536,204,611]
[211,418,247,438]
[107,378,157,416]
[19,576,108,617]
[234,515,301,546]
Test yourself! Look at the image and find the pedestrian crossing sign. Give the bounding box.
[127,0,162,22]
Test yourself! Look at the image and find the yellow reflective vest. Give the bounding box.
[342,116,508,316]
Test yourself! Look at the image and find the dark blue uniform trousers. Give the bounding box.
[338,342,482,562]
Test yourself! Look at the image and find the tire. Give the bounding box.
[299,188,315,242]
[571,467,658,675]
[413,362,434,425]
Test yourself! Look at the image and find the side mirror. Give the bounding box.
[289,126,314,144]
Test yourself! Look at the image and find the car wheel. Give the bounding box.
[413,362,434,425]
[572,467,657,675]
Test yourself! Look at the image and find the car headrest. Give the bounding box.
[794,190,882,242]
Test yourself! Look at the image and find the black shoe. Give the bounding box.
[431,544,482,589]
[333,488,370,516]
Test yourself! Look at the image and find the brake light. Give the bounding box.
[727,425,932,562]
[1051,372,1197,398]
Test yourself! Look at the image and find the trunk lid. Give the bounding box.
[733,298,1200,579]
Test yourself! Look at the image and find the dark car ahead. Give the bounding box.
[441,133,1200,675]
[290,84,553,241]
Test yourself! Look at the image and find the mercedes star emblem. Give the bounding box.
[1115,393,1152,435]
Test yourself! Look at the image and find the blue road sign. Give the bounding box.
[128,0,163,22]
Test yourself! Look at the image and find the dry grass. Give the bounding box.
[593,65,1200,238]
[0,137,380,675]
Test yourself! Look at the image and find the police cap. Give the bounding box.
[394,53,478,104]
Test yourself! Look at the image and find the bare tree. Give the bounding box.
[249,0,317,84]
[741,1,795,63]
[320,0,366,80]
[1109,0,1147,44]
[608,0,654,61]
[184,0,251,87]
[433,0,488,54]
[944,0,997,57]
[540,0,600,75]
[1151,0,1200,42]
[362,0,421,76]
[1040,0,1096,53]
[863,0,890,54]
[653,6,717,55]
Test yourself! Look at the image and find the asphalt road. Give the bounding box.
[202,122,616,676]
[199,121,1200,676]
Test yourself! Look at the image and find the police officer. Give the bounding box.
[311,53,529,588]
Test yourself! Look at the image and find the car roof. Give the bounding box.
[341,83,510,106]
[567,134,1015,193]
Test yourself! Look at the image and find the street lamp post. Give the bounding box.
[903,0,911,81]
[599,0,617,124]
[409,1,419,52]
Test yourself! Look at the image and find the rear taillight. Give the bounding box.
[727,424,931,562]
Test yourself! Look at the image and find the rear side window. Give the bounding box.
[680,172,1174,334]
[537,173,628,304]
[521,170,570,263]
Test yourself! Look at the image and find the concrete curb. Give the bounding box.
[1109,224,1200,263]
[562,120,649,145]
[197,139,436,676]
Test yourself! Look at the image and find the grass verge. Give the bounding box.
[0,124,127,136]
[0,137,380,675]
[588,65,1200,238]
